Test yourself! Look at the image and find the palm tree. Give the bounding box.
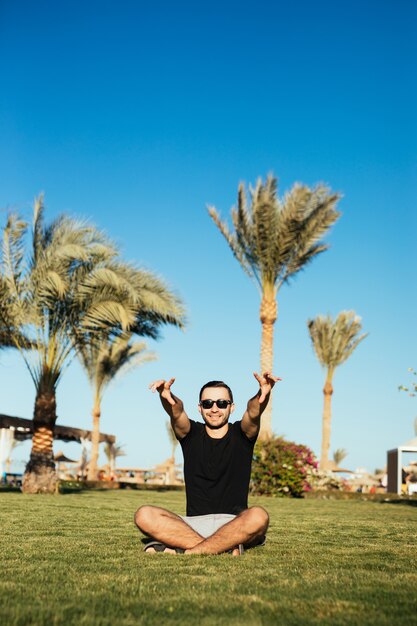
[307,311,367,470]
[209,174,341,438]
[78,333,155,480]
[78,438,90,481]
[333,448,348,466]
[0,195,185,493]
[103,442,126,478]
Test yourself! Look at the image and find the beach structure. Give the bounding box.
[0,413,115,478]
[0,413,116,445]
[115,458,184,486]
[387,437,417,494]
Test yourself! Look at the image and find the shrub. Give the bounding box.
[251,436,318,497]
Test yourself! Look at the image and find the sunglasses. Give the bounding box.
[199,399,232,409]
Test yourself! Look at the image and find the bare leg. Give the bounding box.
[185,506,269,555]
[134,505,203,551]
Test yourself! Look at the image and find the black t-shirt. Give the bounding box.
[179,419,256,516]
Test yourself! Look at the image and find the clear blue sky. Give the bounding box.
[1,0,416,474]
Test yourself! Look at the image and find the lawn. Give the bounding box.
[0,490,416,626]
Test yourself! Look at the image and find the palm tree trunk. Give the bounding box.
[22,388,57,494]
[109,447,115,479]
[320,369,334,470]
[87,399,101,481]
[259,293,277,440]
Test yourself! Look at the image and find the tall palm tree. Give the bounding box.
[78,333,155,480]
[307,311,367,470]
[209,174,341,438]
[0,195,185,493]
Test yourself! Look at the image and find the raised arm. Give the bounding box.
[241,372,282,439]
[149,378,191,439]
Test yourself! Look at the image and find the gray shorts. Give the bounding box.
[180,513,236,538]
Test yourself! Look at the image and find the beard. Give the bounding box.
[203,414,229,430]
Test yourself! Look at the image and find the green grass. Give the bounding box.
[0,490,416,626]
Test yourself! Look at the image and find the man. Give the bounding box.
[134,371,280,555]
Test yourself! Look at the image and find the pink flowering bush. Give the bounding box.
[251,437,318,497]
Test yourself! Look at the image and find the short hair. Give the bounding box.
[199,380,233,403]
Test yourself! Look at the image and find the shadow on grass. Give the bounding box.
[380,498,417,508]
[1,484,183,495]
[58,483,184,495]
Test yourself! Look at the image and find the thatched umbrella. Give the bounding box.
[54,452,77,463]
[54,451,77,477]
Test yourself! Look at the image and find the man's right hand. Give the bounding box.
[149,378,177,406]
[149,377,190,439]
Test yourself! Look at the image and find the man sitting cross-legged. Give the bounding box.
[134,371,280,555]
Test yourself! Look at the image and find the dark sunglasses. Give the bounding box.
[200,399,232,409]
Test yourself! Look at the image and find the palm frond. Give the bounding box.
[39,270,69,300]
[103,442,126,462]
[2,213,27,296]
[32,194,45,266]
[308,311,368,370]
[79,332,155,398]
[76,263,186,332]
[282,243,329,282]
[251,177,279,284]
[0,328,33,350]
[81,301,137,331]
[208,205,257,280]
[209,175,341,294]
[333,448,348,465]
[1,195,186,399]
[279,185,341,283]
